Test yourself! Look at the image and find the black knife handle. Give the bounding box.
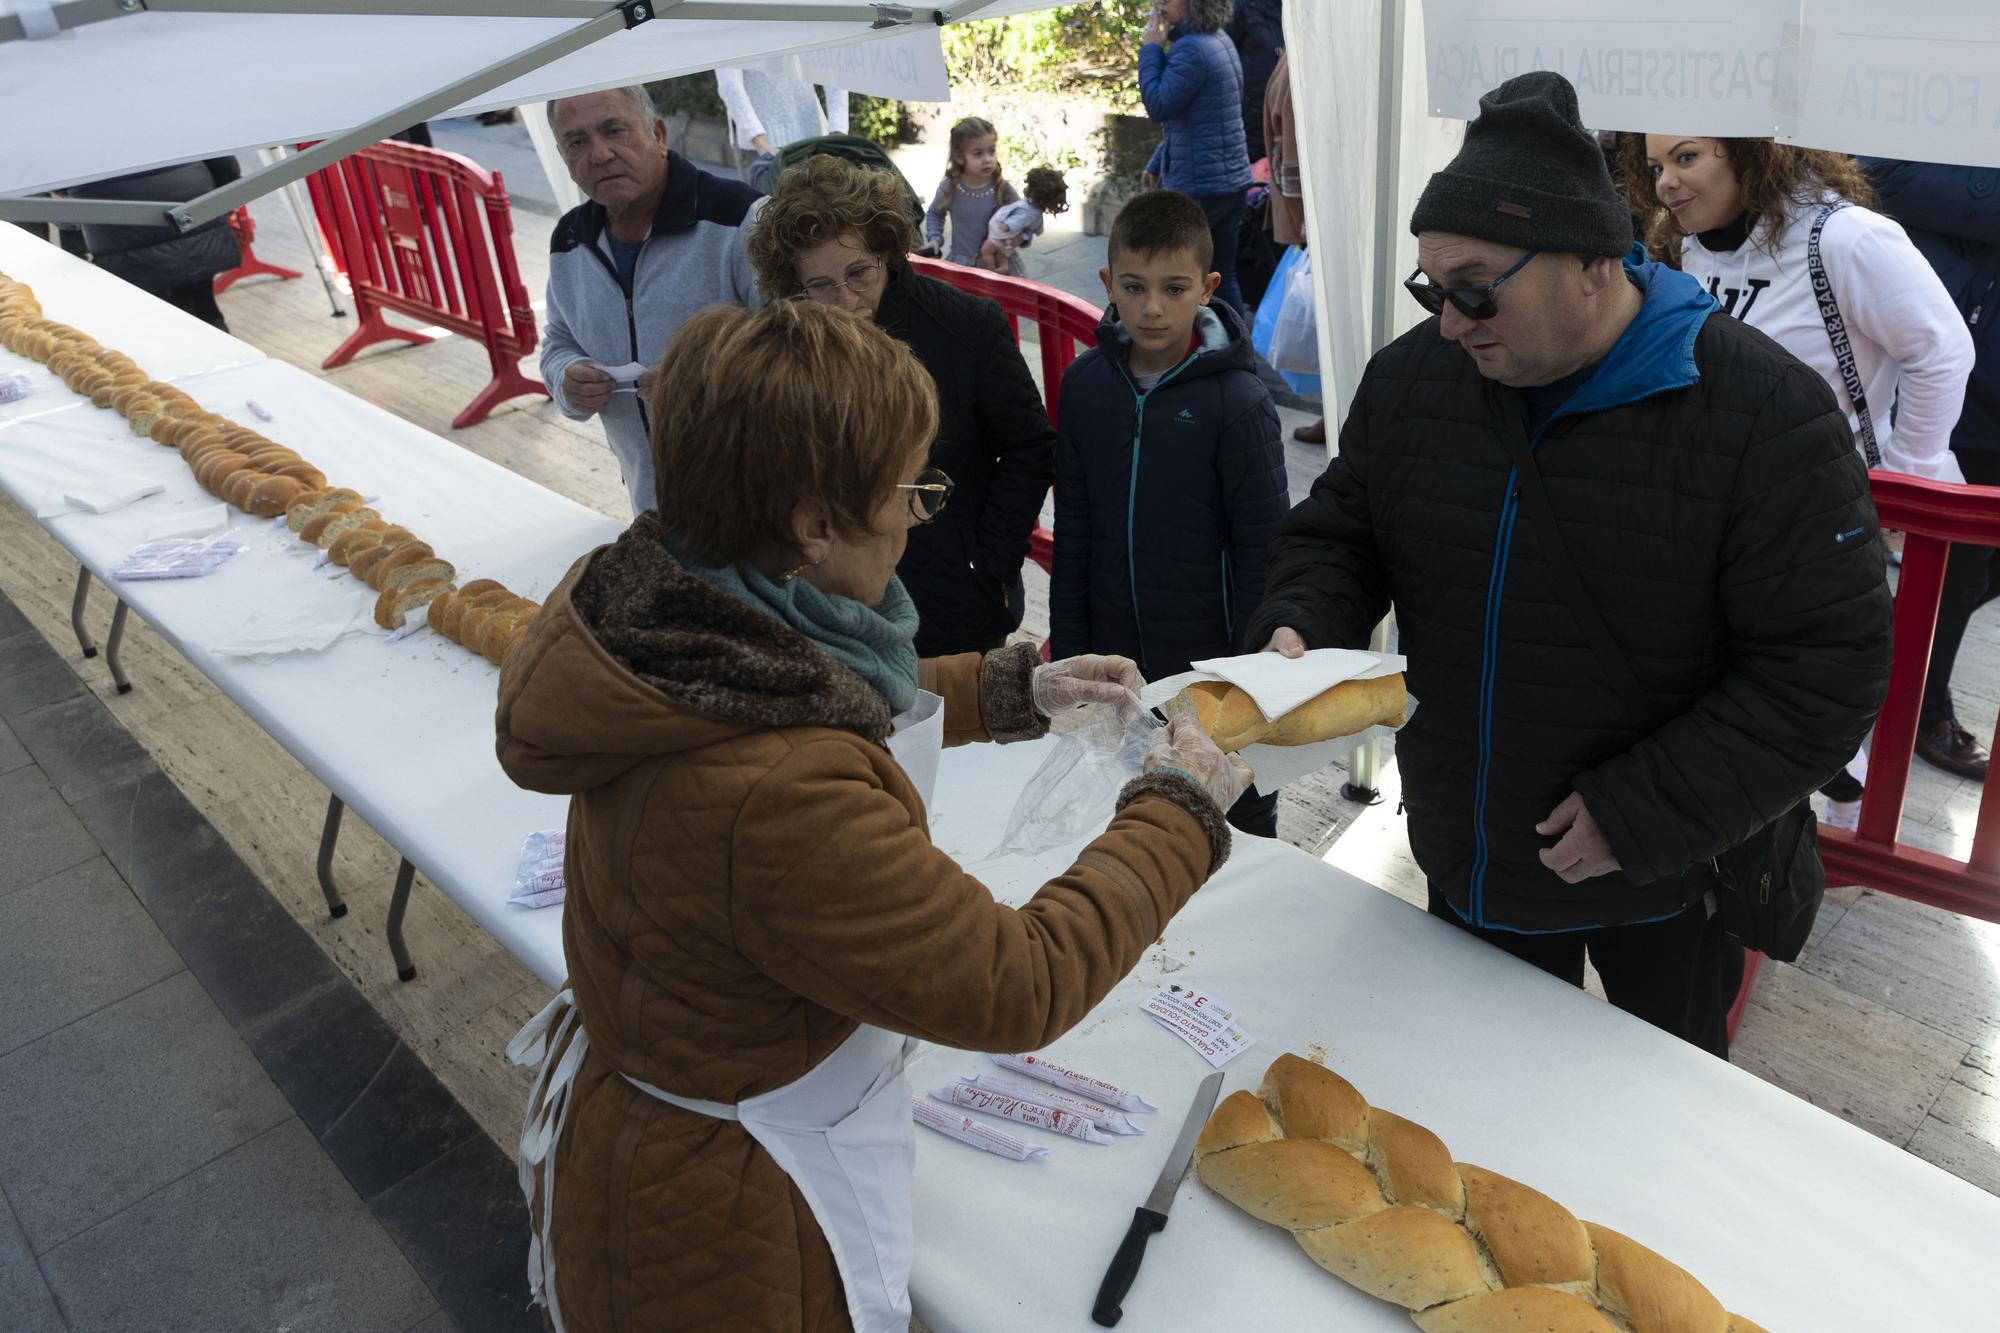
[1091,1205,1169,1326]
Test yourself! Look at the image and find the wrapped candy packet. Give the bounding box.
[912,1099,1047,1161]
[931,1082,1111,1143]
[508,830,566,910]
[956,1072,1144,1134]
[991,1053,1158,1114]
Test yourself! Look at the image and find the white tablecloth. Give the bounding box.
[913,738,2000,1331]
[6,227,1999,1330]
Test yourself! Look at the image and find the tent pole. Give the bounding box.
[1344,0,1407,807]
[261,146,349,317]
[521,103,587,214]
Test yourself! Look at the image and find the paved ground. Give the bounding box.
[0,594,536,1333]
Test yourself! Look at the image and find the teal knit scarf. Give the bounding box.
[672,543,921,714]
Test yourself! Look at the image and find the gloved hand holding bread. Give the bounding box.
[1172,673,1407,752]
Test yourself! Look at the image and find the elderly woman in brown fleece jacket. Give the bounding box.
[495,299,1250,1333]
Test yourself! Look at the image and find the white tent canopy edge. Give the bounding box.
[0,0,1042,227]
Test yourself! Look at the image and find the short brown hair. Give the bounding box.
[1615,135,1879,263]
[649,302,938,564]
[1107,189,1213,271]
[746,155,918,300]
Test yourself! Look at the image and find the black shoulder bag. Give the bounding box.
[1498,430,1825,961]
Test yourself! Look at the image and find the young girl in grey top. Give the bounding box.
[922,117,1019,266]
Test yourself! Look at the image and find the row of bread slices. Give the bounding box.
[286,490,541,658]
[0,271,542,665]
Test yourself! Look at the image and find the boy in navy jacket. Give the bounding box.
[1051,189,1289,834]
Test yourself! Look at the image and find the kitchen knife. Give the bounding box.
[1090,1070,1224,1326]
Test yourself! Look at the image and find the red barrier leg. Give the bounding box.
[214,252,303,293]
[451,362,548,429]
[1725,948,1764,1045]
[320,304,435,369]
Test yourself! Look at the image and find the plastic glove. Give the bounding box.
[1031,654,1145,719]
[1145,714,1253,811]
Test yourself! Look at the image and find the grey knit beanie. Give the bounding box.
[1409,71,1631,257]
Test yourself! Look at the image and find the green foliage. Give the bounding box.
[643,76,723,121]
[942,0,1151,108]
[847,94,909,146]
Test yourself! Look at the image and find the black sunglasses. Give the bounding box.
[1404,249,1540,321]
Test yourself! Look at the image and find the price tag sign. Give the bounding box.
[1140,983,1255,1068]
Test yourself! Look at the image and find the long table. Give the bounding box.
[6,228,1999,1330]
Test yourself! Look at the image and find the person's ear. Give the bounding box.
[1576,254,1617,298]
[1200,271,1221,304]
[651,116,669,155]
[1100,266,1115,302]
[790,502,835,567]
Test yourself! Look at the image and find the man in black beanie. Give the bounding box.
[1247,71,1892,1056]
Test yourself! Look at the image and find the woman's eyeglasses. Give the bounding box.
[798,258,884,304]
[1403,249,1540,321]
[895,467,953,523]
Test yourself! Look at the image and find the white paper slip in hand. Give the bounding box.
[605,361,647,394]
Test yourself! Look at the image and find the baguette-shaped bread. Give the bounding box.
[1176,673,1407,752]
[379,559,454,596]
[494,617,534,666]
[308,508,379,548]
[247,475,305,519]
[1196,1055,1767,1332]
[326,522,390,565]
[350,536,424,584]
[426,579,504,636]
[475,604,538,663]
[443,588,513,640]
[363,542,437,590]
[374,577,452,630]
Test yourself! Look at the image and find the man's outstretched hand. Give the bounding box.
[1261,627,1306,658]
[1536,791,1621,884]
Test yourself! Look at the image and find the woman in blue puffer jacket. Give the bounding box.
[1139,0,1254,315]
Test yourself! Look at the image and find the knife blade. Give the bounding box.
[1090,1071,1224,1327]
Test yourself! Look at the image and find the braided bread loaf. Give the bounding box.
[1196,1054,1770,1333]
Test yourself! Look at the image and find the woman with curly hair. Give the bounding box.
[748,154,1056,656]
[1621,133,1975,825]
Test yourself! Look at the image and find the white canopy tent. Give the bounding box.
[1287,0,2000,432]
[0,0,1058,229]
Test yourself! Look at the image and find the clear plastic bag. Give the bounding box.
[1268,248,1319,374]
[987,704,1160,860]
[112,535,243,582]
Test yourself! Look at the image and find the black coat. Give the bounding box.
[1863,158,2000,453]
[1248,259,1893,932]
[1050,302,1287,679]
[876,263,1056,656]
[74,158,242,294]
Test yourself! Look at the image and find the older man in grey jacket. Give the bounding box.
[541,86,764,516]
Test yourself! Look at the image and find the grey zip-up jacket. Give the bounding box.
[541,152,765,516]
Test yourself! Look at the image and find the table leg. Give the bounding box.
[70,565,98,659]
[315,794,349,920]
[105,599,132,695]
[387,858,417,982]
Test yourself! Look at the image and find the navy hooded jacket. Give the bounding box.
[1051,301,1287,679]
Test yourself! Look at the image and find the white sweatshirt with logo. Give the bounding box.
[1678,193,1973,482]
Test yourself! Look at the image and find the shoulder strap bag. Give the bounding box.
[1807,202,1885,469]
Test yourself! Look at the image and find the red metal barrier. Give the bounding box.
[1823,472,2000,919]
[909,256,1102,576]
[1730,471,2000,1043]
[303,140,547,428]
[213,207,302,293]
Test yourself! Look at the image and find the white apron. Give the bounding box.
[507,693,945,1333]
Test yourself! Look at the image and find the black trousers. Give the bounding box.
[163,279,228,332]
[1428,887,1744,1058]
[1193,190,1247,320]
[1920,449,2000,730]
[1226,785,1278,838]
